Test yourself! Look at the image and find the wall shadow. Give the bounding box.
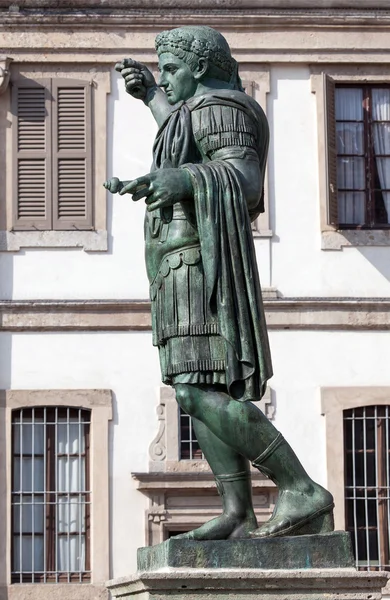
[357,244,390,284]
[0,334,12,598]
[105,67,118,256]
[108,389,119,580]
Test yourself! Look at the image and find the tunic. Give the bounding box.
[145,89,273,402]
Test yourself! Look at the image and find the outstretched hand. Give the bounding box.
[117,169,193,212]
[115,58,156,101]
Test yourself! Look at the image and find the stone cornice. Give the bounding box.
[1,3,390,29]
[1,1,390,7]
[0,298,389,331]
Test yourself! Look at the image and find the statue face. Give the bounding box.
[158,52,198,104]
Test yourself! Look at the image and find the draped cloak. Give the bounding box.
[146,89,273,402]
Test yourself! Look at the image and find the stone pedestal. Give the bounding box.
[107,533,389,600]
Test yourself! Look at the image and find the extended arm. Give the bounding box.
[104,151,262,220]
[143,85,172,129]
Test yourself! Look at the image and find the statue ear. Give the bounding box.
[194,57,209,80]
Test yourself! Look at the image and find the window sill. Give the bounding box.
[321,229,390,250]
[0,230,108,252]
[252,227,273,239]
[7,583,106,598]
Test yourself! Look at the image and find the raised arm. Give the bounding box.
[115,58,171,128]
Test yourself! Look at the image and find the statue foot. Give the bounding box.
[250,484,334,538]
[173,513,257,541]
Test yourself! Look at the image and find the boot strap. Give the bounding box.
[215,470,250,483]
[215,471,250,496]
[252,433,285,468]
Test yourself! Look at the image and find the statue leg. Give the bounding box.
[176,416,257,540]
[175,383,334,538]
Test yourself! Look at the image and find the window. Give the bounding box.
[12,78,92,232]
[327,81,390,229]
[12,407,91,583]
[344,405,390,571]
[179,408,204,460]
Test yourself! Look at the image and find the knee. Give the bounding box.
[175,384,196,416]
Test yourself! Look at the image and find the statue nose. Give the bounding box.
[157,75,167,88]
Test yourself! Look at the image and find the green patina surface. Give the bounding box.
[105,25,335,543]
[138,532,354,571]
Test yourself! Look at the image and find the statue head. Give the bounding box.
[155,26,242,104]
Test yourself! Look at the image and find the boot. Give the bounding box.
[250,433,334,538]
[174,416,257,540]
[215,470,258,539]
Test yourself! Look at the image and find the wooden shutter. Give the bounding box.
[52,79,92,230]
[325,74,338,226]
[12,79,52,230]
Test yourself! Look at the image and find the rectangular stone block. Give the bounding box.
[137,531,355,571]
[107,568,388,600]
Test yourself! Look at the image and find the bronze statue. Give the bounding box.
[104,25,334,540]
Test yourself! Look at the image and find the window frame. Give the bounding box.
[178,407,204,461]
[310,66,390,250]
[0,65,110,252]
[322,387,390,535]
[0,389,112,591]
[11,78,93,233]
[343,404,390,571]
[334,84,390,230]
[11,406,92,584]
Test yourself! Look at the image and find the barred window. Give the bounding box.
[12,407,91,583]
[344,406,390,571]
[179,408,204,460]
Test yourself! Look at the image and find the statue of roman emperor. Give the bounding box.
[104,25,334,540]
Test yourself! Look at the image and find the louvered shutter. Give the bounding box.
[12,79,52,230]
[325,74,338,226]
[52,80,92,230]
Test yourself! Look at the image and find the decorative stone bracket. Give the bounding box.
[0,58,12,95]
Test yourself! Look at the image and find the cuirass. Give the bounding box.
[144,201,199,283]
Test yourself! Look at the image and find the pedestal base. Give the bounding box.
[107,568,388,600]
[107,534,388,600]
[138,531,354,570]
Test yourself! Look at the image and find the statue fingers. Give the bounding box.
[114,61,125,72]
[119,175,151,197]
[145,194,169,212]
[146,199,163,212]
[124,74,143,86]
[122,58,143,70]
[120,67,141,78]
[124,76,146,98]
[132,185,153,202]
[115,58,140,72]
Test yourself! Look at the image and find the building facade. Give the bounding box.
[0,0,390,598]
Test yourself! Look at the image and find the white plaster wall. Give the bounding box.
[1,328,390,576]
[2,69,157,301]
[269,65,390,298]
[268,330,390,487]
[3,68,273,302]
[4,64,389,301]
[0,331,162,576]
